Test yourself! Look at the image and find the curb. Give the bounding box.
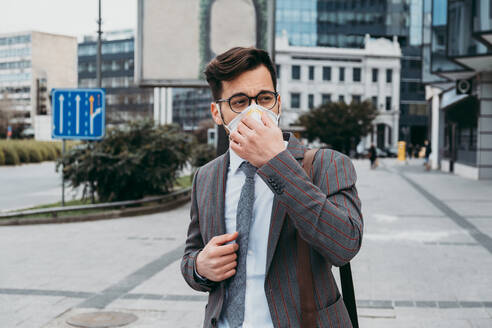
[0,194,191,226]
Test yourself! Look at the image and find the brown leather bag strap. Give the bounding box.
[297,148,319,328]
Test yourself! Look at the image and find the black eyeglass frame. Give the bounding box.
[216,90,279,114]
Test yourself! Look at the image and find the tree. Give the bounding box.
[297,100,377,155]
[0,91,27,138]
[58,120,191,202]
[0,91,15,138]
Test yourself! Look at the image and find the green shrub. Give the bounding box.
[36,143,50,161]
[59,120,191,202]
[191,143,217,168]
[53,143,62,156]
[0,148,4,165]
[11,142,29,163]
[0,143,20,165]
[41,143,58,161]
[24,142,43,163]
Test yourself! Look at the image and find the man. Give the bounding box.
[181,47,363,328]
[368,144,377,169]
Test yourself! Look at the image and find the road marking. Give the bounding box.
[1,288,490,309]
[398,173,492,255]
[75,244,185,309]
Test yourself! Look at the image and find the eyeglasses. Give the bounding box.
[216,90,278,113]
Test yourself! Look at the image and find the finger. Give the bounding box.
[230,139,241,154]
[261,111,275,127]
[237,121,254,137]
[211,232,238,246]
[215,242,239,256]
[215,253,237,266]
[220,260,237,272]
[230,130,246,144]
[241,114,263,130]
[221,269,236,280]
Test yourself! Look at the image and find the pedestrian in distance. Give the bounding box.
[369,143,377,169]
[423,140,432,171]
[407,143,413,159]
[181,47,363,328]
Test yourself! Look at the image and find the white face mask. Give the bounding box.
[219,103,280,133]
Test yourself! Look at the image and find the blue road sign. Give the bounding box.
[51,88,105,140]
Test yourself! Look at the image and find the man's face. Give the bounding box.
[210,65,281,130]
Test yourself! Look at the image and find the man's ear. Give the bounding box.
[210,102,223,125]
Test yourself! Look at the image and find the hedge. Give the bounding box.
[0,140,75,166]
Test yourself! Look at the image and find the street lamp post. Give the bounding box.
[96,0,102,89]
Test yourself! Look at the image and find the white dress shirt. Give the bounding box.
[218,145,287,328]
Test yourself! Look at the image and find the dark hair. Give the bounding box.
[204,47,277,101]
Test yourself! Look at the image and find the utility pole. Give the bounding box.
[96,0,102,88]
[91,0,103,204]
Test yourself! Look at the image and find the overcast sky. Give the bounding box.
[0,0,137,39]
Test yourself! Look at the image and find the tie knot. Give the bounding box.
[240,161,257,178]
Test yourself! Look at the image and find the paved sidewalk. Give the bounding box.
[1,158,491,327]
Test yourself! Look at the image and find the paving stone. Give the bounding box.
[1,158,491,327]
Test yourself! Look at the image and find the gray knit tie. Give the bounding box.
[223,161,257,328]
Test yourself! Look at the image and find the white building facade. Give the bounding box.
[0,31,77,140]
[276,33,402,150]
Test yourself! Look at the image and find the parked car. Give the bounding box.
[358,147,388,158]
[384,147,398,158]
[375,148,388,158]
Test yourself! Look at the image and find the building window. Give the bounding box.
[339,95,345,103]
[322,66,331,81]
[308,94,314,109]
[352,95,361,103]
[309,66,314,80]
[276,64,280,78]
[353,68,361,82]
[372,96,378,108]
[322,93,331,104]
[386,69,392,83]
[291,92,300,109]
[339,67,345,82]
[372,68,378,82]
[386,96,392,110]
[292,65,300,80]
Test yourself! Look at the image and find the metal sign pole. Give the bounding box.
[62,139,66,206]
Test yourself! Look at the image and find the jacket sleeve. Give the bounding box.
[180,167,218,292]
[257,148,363,267]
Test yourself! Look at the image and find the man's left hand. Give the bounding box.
[229,111,286,167]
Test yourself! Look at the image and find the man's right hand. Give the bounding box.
[196,232,239,282]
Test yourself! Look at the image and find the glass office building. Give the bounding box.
[0,31,77,139]
[421,0,492,180]
[276,0,428,145]
[0,34,32,119]
[78,30,153,124]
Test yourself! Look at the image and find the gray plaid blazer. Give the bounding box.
[181,133,363,328]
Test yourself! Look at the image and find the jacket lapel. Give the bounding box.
[265,133,306,275]
[215,151,229,237]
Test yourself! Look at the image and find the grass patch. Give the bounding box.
[0,139,80,166]
[1,174,193,221]
[174,174,193,189]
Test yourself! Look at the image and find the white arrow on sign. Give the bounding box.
[90,107,102,135]
[58,94,64,134]
[75,95,81,134]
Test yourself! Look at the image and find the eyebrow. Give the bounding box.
[227,89,274,99]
